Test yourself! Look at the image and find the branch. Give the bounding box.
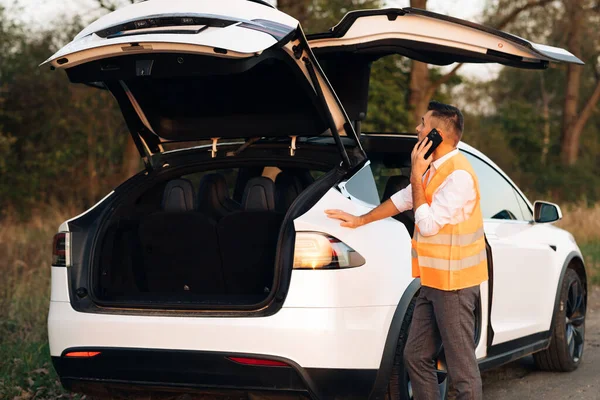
[428,0,553,93]
[427,64,464,98]
[494,0,554,30]
[97,0,137,12]
[97,0,117,12]
[572,78,600,135]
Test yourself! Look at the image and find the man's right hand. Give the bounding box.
[324,209,364,229]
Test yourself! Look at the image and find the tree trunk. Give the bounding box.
[408,0,429,126]
[560,0,584,165]
[568,79,600,160]
[540,73,551,165]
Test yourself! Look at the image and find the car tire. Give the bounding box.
[533,268,586,372]
[384,297,449,400]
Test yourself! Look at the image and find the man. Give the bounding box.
[325,101,487,400]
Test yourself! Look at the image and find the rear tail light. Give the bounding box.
[293,232,366,270]
[227,357,289,367]
[52,232,71,267]
[65,351,101,358]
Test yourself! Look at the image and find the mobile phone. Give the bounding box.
[424,128,443,159]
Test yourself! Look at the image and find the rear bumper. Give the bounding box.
[49,301,394,399]
[53,348,377,400]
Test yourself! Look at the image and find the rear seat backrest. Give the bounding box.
[275,172,304,212]
[217,177,283,296]
[162,179,195,212]
[196,173,241,221]
[138,178,225,294]
[242,176,276,211]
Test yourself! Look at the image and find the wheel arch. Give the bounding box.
[550,251,587,333]
[368,278,421,400]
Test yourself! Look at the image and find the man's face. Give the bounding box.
[415,110,435,142]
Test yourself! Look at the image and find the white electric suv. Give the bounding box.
[46,1,587,399]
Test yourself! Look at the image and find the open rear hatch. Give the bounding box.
[307,7,584,123]
[43,0,364,170]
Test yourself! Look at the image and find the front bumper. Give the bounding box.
[53,348,377,399]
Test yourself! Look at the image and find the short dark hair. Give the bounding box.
[428,101,464,141]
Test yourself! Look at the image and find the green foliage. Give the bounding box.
[0,9,127,215]
[363,56,412,132]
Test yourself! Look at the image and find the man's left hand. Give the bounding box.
[411,138,434,183]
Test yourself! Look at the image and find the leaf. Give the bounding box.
[26,377,34,387]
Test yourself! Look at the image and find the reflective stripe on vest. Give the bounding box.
[411,152,488,291]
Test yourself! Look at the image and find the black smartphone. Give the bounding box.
[424,128,443,159]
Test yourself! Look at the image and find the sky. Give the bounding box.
[1,0,500,80]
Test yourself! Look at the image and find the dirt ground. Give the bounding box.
[481,285,600,400]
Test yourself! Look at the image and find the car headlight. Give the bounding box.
[293,232,366,270]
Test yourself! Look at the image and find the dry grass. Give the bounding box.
[0,202,599,399]
[0,204,84,400]
[556,202,600,244]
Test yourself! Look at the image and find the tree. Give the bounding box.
[407,0,557,126]
[559,0,600,165]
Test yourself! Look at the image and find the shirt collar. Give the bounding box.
[432,148,459,170]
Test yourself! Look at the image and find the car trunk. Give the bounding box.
[91,155,345,309]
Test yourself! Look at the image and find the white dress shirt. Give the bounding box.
[389,149,477,237]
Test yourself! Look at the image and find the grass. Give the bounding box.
[0,206,83,400]
[0,202,599,399]
[556,202,600,285]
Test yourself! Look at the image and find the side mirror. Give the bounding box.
[533,201,562,224]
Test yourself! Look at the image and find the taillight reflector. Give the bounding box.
[228,357,289,367]
[52,232,71,267]
[65,351,101,358]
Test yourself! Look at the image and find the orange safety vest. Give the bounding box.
[411,153,488,291]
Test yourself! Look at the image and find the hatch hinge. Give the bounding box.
[289,135,297,156]
[211,137,220,158]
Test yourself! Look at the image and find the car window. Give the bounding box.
[461,152,527,221]
[514,190,533,221]
[341,162,381,206]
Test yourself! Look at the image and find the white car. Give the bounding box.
[45,1,587,399]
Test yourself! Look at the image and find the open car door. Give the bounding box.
[307,7,584,123]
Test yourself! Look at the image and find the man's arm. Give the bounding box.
[325,185,411,229]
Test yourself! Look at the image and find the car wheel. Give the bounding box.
[533,268,586,372]
[385,298,449,400]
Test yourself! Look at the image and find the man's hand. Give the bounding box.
[411,138,434,183]
[325,209,364,229]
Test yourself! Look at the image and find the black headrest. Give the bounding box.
[197,173,240,218]
[275,172,304,212]
[162,179,195,212]
[382,175,410,202]
[242,177,276,211]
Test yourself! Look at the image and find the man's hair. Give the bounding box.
[428,101,464,142]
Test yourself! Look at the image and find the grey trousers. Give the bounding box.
[403,285,482,400]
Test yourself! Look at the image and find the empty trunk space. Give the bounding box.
[94,165,317,307]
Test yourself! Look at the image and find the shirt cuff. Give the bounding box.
[414,203,430,223]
